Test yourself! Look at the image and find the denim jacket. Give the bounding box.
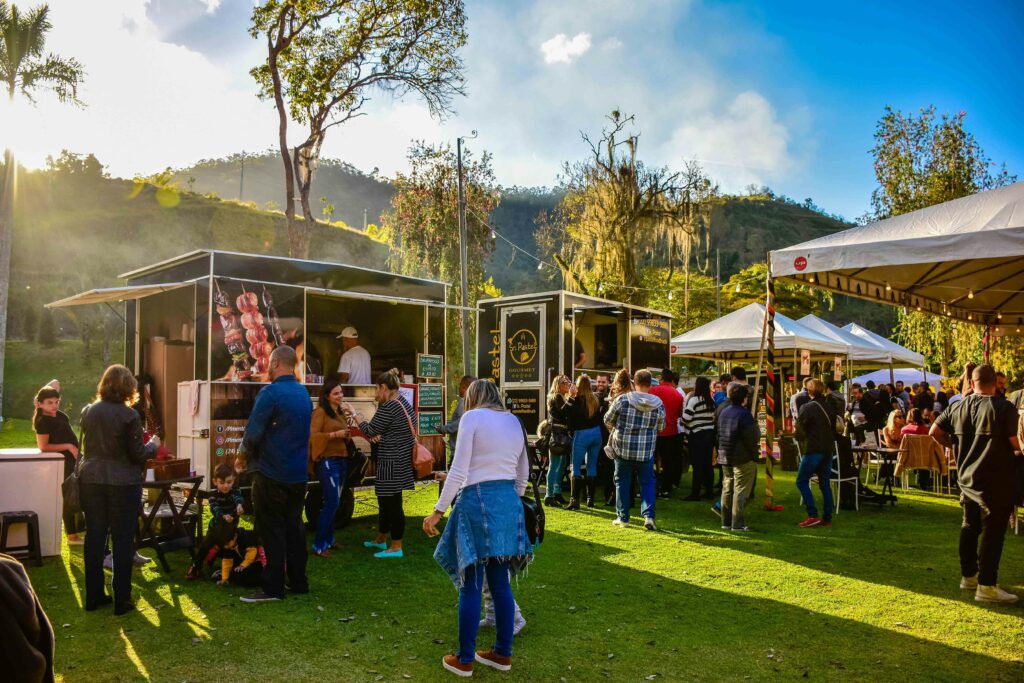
[239,375,313,484]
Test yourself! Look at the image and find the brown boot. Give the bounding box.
[442,654,473,677]
[475,649,512,672]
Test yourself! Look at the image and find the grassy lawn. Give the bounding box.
[9,424,1021,683]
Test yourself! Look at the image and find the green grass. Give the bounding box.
[12,433,1023,683]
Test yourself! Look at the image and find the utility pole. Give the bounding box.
[239,151,245,202]
[456,133,477,377]
[716,248,721,318]
[363,208,368,231]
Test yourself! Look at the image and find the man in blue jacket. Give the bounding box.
[235,345,312,603]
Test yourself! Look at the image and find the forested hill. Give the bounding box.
[172,152,856,296]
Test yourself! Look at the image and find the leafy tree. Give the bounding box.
[379,141,497,381]
[537,111,717,306]
[640,267,718,334]
[0,1,84,422]
[724,263,831,319]
[869,106,1016,375]
[249,0,467,258]
[35,306,56,348]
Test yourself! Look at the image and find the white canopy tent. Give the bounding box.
[850,368,945,389]
[768,181,1024,329]
[842,323,925,366]
[795,314,893,363]
[671,303,849,362]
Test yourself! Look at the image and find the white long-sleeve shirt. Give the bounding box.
[435,408,530,513]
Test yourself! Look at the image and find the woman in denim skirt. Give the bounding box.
[423,380,532,677]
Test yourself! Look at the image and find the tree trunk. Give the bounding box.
[292,130,326,260]
[0,149,15,424]
[267,37,299,257]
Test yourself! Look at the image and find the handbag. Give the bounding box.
[62,407,88,514]
[548,424,572,456]
[397,400,435,479]
[812,400,845,435]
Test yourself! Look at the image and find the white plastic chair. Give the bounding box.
[831,443,859,513]
[860,430,882,486]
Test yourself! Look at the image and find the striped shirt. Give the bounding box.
[682,394,716,433]
[358,397,416,496]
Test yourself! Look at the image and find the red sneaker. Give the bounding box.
[820,520,833,527]
[442,654,473,677]
[798,517,822,528]
[763,504,785,512]
[475,650,512,672]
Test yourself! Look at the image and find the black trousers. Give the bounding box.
[960,497,1010,586]
[80,482,140,607]
[252,473,308,598]
[655,434,683,493]
[688,430,716,497]
[377,494,406,541]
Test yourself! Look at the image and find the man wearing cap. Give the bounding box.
[337,327,372,385]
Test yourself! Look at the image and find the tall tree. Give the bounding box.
[724,263,831,319]
[869,106,1016,375]
[537,111,717,306]
[0,1,84,423]
[378,141,498,382]
[249,0,466,258]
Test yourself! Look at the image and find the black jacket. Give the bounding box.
[564,396,604,431]
[79,401,157,486]
[547,394,570,427]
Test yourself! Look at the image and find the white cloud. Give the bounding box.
[601,37,624,51]
[540,32,592,64]
[201,0,222,13]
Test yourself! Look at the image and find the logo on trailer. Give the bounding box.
[794,256,807,272]
[507,329,539,366]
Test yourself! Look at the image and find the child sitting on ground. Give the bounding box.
[212,528,265,588]
[186,464,245,580]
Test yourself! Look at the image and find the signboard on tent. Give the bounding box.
[833,356,842,381]
[800,349,811,375]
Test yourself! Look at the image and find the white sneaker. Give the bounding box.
[133,551,152,566]
[960,575,978,590]
[513,613,527,635]
[643,517,657,531]
[612,518,629,528]
[478,616,495,629]
[975,585,1019,603]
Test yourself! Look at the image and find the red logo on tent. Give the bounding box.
[670,345,677,354]
[794,256,807,271]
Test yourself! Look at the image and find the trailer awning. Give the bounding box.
[46,282,194,308]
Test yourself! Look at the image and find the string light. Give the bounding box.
[668,291,673,301]
[997,311,1003,319]
[968,289,975,299]
[490,229,497,240]
[885,282,891,292]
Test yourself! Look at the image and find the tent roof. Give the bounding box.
[851,368,944,387]
[45,281,194,308]
[795,314,893,362]
[670,303,850,360]
[768,181,1024,325]
[842,323,925,366]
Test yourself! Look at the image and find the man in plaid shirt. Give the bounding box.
[604,370,666,530]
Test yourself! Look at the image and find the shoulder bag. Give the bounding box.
[396,400,435,479]
[813,400,845,435]
[517,420,545,545]
[62,406,88,514]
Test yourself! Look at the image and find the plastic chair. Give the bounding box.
[831,444,859,513]
[897,435,944,493]
[859,430,883,485]
[0,511,43,567]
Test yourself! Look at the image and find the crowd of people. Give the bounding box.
[23,345,1024,682]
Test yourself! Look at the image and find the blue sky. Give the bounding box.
[14,0,1023,222]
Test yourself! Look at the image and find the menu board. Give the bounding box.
[502,307,543,386]
[417,353,444,379]
[418,383,444,409]
[418,412,443,435]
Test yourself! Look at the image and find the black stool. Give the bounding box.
[0,511,43,567]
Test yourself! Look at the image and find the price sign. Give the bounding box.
[800,349,811,375]
[417,412,443,435]
[418,383,444,409]
[833,356,843,381]
[417,354,443,379]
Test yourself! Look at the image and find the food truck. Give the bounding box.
[477,290,673,433]
[47,250,449,489]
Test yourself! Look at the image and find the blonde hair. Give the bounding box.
[575,375,599,418]
[610,369,632,399]
[464,379,506,412]
[548,374,571,400]
[96,365,139,406]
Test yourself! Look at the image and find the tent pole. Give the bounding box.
[889,361,894,385]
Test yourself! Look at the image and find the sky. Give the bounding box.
[4,0,1022,221]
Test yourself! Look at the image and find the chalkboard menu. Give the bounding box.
[629,316,671,371]
[418,412,443,434]
[417,353,443,379]
[502,308,543,386]
[418,383,444,409]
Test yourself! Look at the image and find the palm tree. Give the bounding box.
[0,1,83,423]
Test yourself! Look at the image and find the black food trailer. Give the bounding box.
[477,290,673,434]
[47,250,450,490]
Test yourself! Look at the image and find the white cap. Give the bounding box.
[336,326,359,339]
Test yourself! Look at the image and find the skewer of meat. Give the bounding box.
[262,285,287,347]
[237,284,274,376]
[214,279,251,378]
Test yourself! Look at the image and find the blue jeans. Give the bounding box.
[614,458,656,523]
[313,458,348,553]
[571,426,602,477]
[459,560,514,663]
[546,454,564,494]
[796,452,834,521]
